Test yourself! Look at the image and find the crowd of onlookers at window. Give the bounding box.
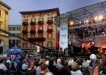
[0,53,106,75]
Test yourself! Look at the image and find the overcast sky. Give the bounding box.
[2,0,105,25]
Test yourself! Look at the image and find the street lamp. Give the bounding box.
[69,20,74,26]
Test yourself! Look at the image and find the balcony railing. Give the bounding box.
[37,30,44,34]
[38,21,44,26]
[47,20,53,25]
[22,22,28,26]
[30,21,36,26]
[30,30,36,34]
[47,29,53,34]
[22,30,28,34]
[28,37,45,42]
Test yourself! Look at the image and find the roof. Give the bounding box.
[20,8,60,15]
[69,1,106,17]
[0,1,11,10]
[9,25,21,27]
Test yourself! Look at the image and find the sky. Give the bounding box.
[2,0,105,25]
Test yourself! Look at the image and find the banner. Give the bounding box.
[59,18,68,50]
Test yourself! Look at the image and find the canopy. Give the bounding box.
[10,45,21,53]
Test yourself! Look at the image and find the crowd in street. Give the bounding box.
[0,52,106,75]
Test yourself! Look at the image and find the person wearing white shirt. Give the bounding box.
[0,58,7,71]
[22,61,28,71]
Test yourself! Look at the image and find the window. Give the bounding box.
[47,34,52,38]
[13,27,15,31]
[0,10,1,17]
[9,27,11,31]
[17,33,19,36]
[38,34,43,38]
[47,17,52,20]
[23,35,27,39]
[13,40,15,45]
[47,25,53,29]
[19,33,21,37]
[0,39,1,44]
[40,13,44,17]
[23,42,27,48]
[23,27,28,30]
[39,26,43,30]
[0,21,1,30]
[16,40,18,45]
[17,27,19,31]
[47,42,52,47]
[47,12,52,16]
[19,27,21,31]
[31,27,35,30]
[38,18,44,21]
[38,42,43,46]
[31,18,36,22]
[30,44,34,48]
[30,34,35,38]
[23,19,28,22]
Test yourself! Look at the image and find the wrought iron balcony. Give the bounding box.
[38,21,44,26]
[30,21,36,26]
[47,20,53,25]
[47,29,53,34]
[37,30,44,34]
[28,37,45,42]
[30,30,36,34]
[22,22,28,26]
[22,30,28,34]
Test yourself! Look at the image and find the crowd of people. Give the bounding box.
[0,52,106,75]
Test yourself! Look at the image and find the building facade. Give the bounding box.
[9,25,21,48]
[0,1,11,53]
[20,8,59,51]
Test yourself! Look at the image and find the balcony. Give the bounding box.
[47,29,53,34]
[38,21,44,26]
[22,30,28,34]
[30,30,36,34]
[37,30,44,34]
[28,37,45,42]
[30,21,36,26]
[47,20,53,25]
[22,22,28,26]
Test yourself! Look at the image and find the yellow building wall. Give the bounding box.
[0,4,9,51]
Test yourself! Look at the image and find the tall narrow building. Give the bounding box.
[0,1,11,53]
[20,8,59,51]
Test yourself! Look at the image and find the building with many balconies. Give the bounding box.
[20,8,59,51]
